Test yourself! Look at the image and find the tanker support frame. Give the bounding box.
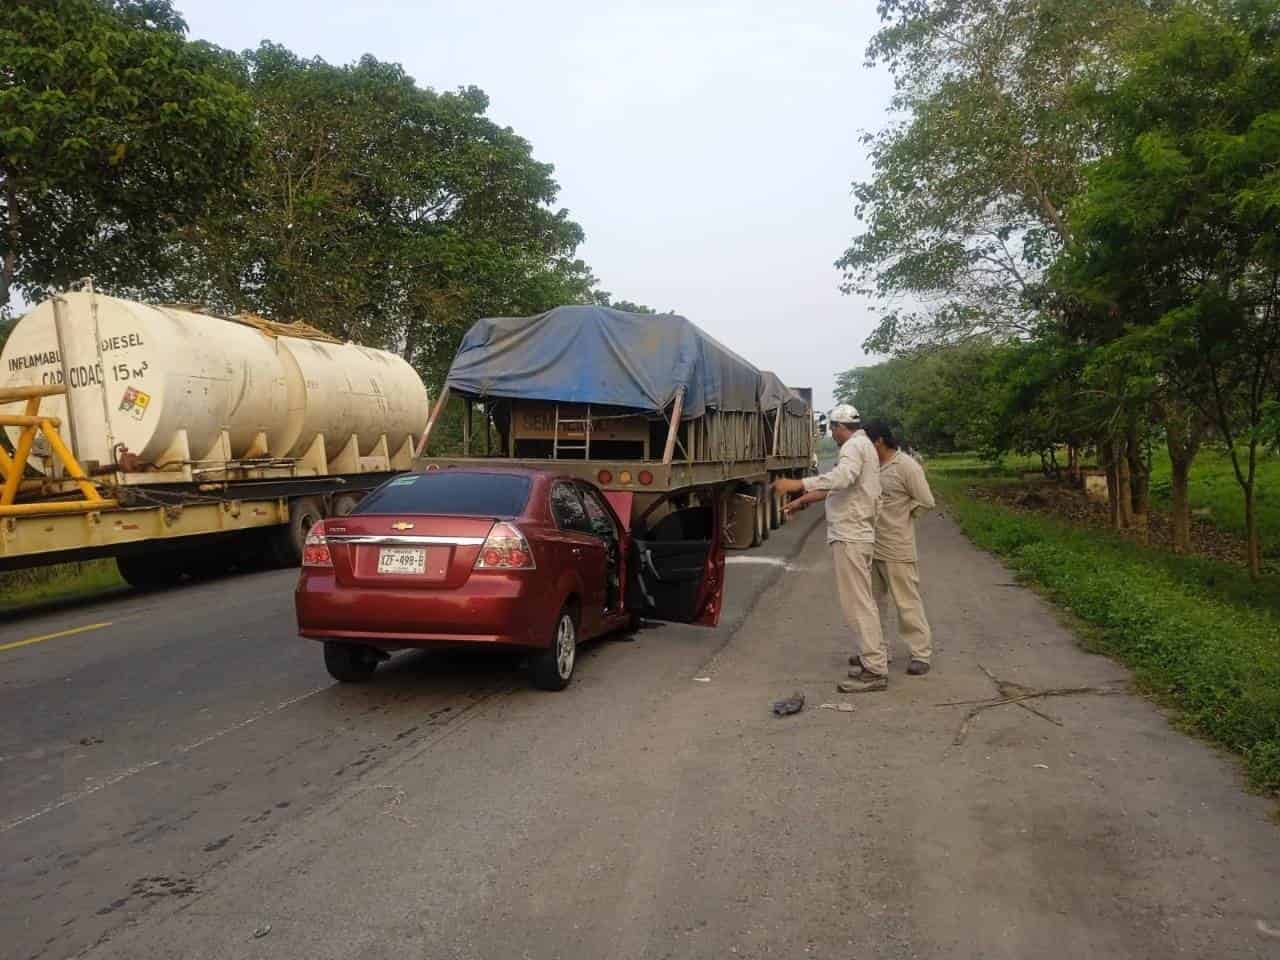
[0,383,399,587]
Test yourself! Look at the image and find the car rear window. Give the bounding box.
[355,472,532,517]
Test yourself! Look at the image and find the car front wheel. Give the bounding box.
[531,608,577,691]
[323,641,380,683]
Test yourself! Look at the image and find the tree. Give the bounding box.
[167,45,595,387]
[839,0,1166,353]
[1062,0,1280,575]
[0,0,254,312]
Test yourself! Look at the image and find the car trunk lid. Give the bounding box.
[324,515,496,589]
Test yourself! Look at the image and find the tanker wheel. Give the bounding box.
[117,554,183,590]
[271,497,325,568]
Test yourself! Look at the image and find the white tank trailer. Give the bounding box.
[1,292,428,480]
[0,291,431,584]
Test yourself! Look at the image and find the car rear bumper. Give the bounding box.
[295,571,551,651]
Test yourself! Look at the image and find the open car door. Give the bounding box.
[627,489,724,627]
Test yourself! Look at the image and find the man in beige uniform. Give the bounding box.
[863,420,935,676]
[774,405,888,693]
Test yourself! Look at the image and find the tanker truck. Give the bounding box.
[415,305,815,548]
[0,286,429,586]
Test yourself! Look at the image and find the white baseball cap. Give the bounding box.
[829,403,861,425]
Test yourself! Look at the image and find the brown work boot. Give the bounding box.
[847,656,863,675]
[837,672,887,693]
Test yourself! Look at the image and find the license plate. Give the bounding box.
[377,547,426,575]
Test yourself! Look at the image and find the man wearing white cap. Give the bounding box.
[774,404,887,692]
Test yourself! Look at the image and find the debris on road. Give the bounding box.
[253,924,271,939]
[1033,763,1049,770]
[819,702,855,713]
[694,677,712,683]
[939,664,1126,746]
[78,736,103,746]
[772,691,805,716]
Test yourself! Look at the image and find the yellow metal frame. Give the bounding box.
[0,384,117,515]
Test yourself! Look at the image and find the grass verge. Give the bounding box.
[930,456,1280,795]
[0,560,125,615]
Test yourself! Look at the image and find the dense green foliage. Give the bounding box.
[842,0,1280,574]
[931,456,1280,793]
[1,0,255,308]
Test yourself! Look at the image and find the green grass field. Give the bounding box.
[1148,447,1280,552]
[0,560,125,614]
[929,456,1280,795]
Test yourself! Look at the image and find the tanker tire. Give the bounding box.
[271,497,325,568]
[116,554,183,590]
[323,642,380,683]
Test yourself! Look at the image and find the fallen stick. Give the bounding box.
[945,665,1127,745]
[936,687,1103,708]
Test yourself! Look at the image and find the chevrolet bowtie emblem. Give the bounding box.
[391,521,415,531]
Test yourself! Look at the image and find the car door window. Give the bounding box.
[578,486,616,540]
[550,483,592,534]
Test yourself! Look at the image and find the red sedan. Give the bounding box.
[295,468,724,690]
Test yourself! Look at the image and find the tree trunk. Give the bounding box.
[1114,439,1133,530]
[1167,414,1203,555]
[2,181,17,312]
[1169,456,1192,554]
[1127,423,1149,543]
[1246,485,1262,579]
[1101,440,1120,528]
[1246,441,1262,579]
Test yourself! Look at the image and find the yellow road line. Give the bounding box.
[0,621,113,654]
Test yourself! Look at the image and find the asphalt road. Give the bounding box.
[0,507,824,960]
[4,503,1280,960]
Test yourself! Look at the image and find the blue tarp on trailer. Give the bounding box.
[445,306,762,419]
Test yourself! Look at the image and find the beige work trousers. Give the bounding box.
[873,559,932,663]
[832,541,887,676]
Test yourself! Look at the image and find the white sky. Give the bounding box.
[14,1,893,411]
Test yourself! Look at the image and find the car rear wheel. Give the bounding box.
[323,641,380,683]
[531,608,577,691]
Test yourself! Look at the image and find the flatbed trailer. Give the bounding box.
[417,370,816,548]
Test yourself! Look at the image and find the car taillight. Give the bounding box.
[302,521,332,568]
[474,522,536,570]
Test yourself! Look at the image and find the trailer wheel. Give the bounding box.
[271,497,325,567]
[116,554,183,590]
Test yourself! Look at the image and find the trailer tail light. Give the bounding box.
[597,469,613,485]
[638,470,654,486]
[302,521,332,568]
[474,522,536,570]
[619,470,632,484]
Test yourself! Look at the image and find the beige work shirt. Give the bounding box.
[803,430,880,544]
[874,451,935,562]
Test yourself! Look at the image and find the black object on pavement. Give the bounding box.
[772,691,805,716]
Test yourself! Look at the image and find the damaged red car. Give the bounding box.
[295,467,723,690]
